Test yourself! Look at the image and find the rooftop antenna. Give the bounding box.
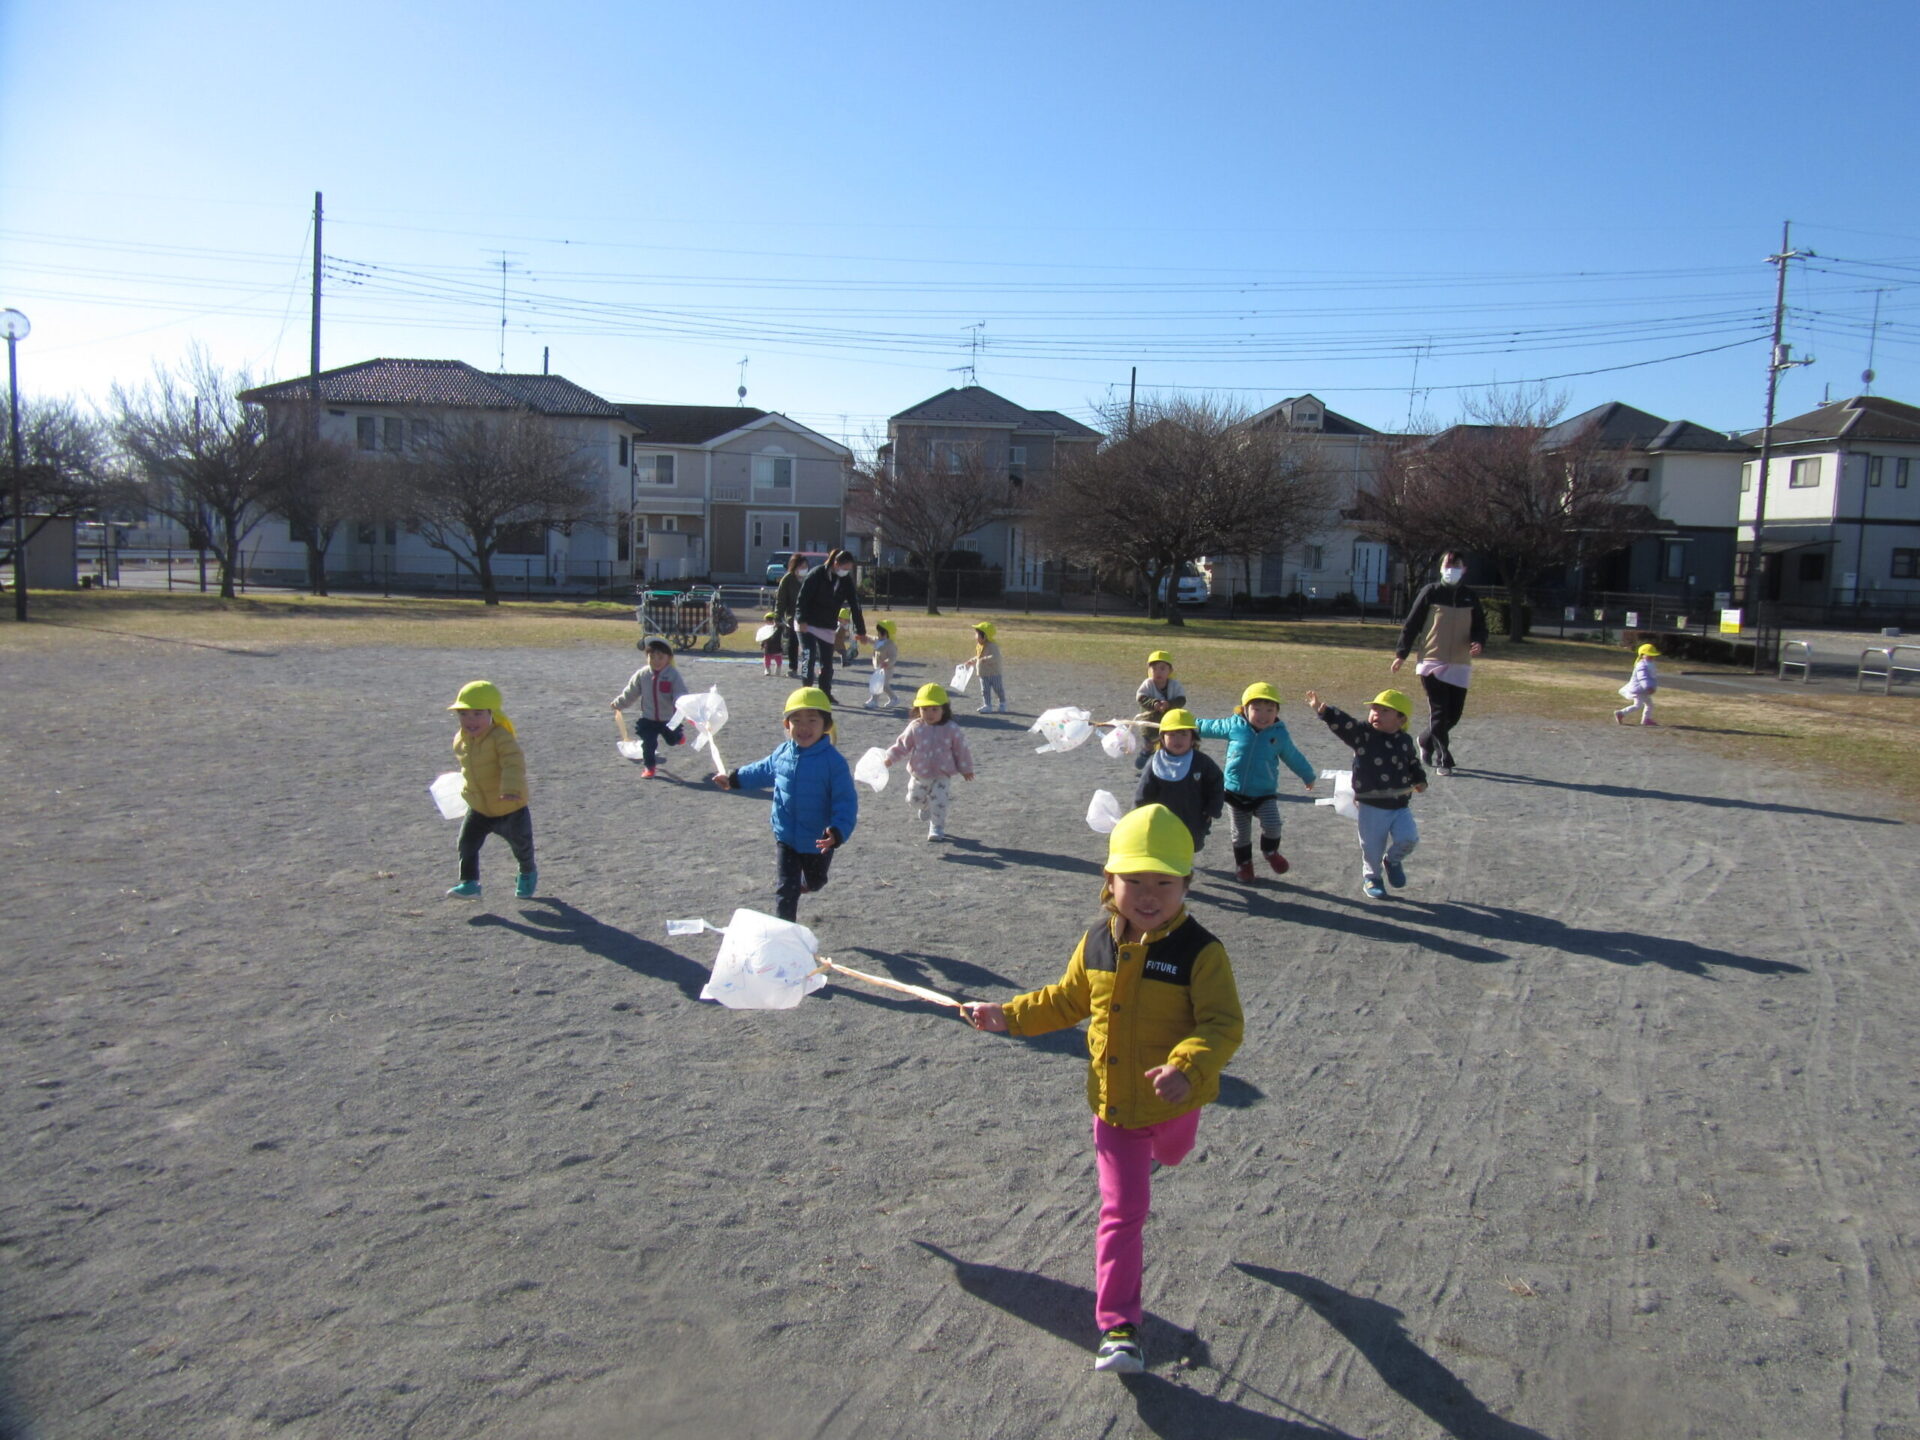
[492,250,526,371]
[1404,339,1431,431]
[959,322,985,386]
[1863,288,1890,394]
[737,355,749,404]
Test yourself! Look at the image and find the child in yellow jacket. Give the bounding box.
[963,804,1242,1375]
[446,680,537,900]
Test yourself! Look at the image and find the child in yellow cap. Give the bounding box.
[1305,688,1428,900]
[1615,644,1660,727]
[971,621,1007,714]
[446,681,537,899]
[1195,682,1316,883]
[865,619,900,710]
[963,805,1243,1375]
[882,682,974,840]
[1131,650,1187,772]
[712,686,858,921]
[1131,709,1224,855]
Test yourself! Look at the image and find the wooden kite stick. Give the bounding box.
[816,958,964,1009]
[613,710,633,742]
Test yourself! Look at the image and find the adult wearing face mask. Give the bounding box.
[1390,551,1486,776]
[773,552,809,678]
[795,548,868,701]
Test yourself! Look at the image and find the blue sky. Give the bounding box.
[4,0,1918,446]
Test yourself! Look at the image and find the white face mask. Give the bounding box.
[1441,566,1465,585]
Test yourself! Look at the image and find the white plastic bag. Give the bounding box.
[1030,706,1095,754]
[1100,722,1139,759]
[867,666,889,697]
[1086,789,1127,834]
[854,747,891,792]
[671,909,827,1010]
[428,772,469,820]
[948,660,976,695]
[755,623,778,644]
[1313,769,1358,821]
[670,686,730,752]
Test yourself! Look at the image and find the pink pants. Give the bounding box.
[1092,1109,1202,1331]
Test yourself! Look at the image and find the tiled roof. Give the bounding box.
[1250,396,1383,437]
[240,359,625,417]
[891,386,1045,427]
[1022,409,1103,439]
[1543,402,1748,454]
[617,404,768,445]
[1743,395,1920,446]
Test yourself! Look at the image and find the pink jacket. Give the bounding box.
[884,718,974,780]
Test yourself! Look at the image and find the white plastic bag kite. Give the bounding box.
[1086,789,1127,834]
[1030,706,1095,754]
[667,910,964,1012]
[867,666,889,698]
[612,709,651,762]
[1100,722,1140,759]
[755,622,779,644]
[854,746,891,793]
[1314,769,1359,821]
[670,685,731,773]
[948,660,976,696]
[428,772,469,820]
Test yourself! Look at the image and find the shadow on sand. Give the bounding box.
[1468,769,1898,824]
[469,899,712,998]
[1238,1265,1557,1440]
[915,1243,1354,1439]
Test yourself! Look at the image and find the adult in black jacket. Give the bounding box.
[1389,551,1487,774]
[794,548,867,700]
[773,552,809,678]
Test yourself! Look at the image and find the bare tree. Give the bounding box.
[1,397,116,566]
[396,409,601,605]
[113,350,272,600]
[255,397,379,596]
[1033,396,1333,626]
[850,438,1010,615]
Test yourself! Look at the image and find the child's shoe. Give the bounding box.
[1362,874,1386,900]
[515,869,538,899]
[927,824,946,842]
[1264,850,1289,876]
[978,702,994,713]
[1384,858,1407,889]
[1640,718,1658,727]
[447,880,481,898]
[1234,861,1256,884]
[1614,709,1629,724]
[1094,1325,1144,1374]
[642,766,657,778]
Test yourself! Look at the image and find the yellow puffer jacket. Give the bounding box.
[1004,909,1242,1129]
[453,725,529,817]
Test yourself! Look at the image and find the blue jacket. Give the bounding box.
[1194,714,1315,796]
[732,738,859,850]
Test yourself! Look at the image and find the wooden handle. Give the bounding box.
[818,958,963,1009]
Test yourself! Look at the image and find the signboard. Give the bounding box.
[1719,609,1742,635]
[1625,611,1640,629]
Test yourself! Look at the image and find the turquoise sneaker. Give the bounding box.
[447,880,481,898]
[515,869,538,899]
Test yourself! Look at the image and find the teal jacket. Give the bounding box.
[1194,714,1314,796]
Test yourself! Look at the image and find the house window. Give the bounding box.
[1899,458,1912,489]
[1664,542,1687,580]
[382,417,404,452]
[410,419,432,450]
[384,523,397,546]
[1798,552,1826,583]
[497,522,545,555]
[1789,457,1821,488]
[1008,445,1027,470]
[643,455,675,486]
[617,522,630,562]
[618,436,630,468]
[288,517,313,544]
[658,516,677,532]
[357,417,377,451]
[753,455,793,489]
[1868,457,1884,488]
[1740,461,1753,493]
[634,515,647,542]
[1893,548,1919,579]
[1628,467,1651,484]
[1303,544,1324,571]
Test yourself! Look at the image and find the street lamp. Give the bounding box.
[3,308,29,622]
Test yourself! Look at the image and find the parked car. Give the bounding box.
[764,549,832,584]
[1158,566,1209,607]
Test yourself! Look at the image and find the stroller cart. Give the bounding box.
[635,585,738,653]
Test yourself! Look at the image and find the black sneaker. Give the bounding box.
[1094,1324,1144,1373]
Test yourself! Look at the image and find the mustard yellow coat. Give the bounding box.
[453,725,529,818]
[1003,909,1242,1129]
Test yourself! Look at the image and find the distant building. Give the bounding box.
[878,386,1102,594]
[1737,395,1920,610]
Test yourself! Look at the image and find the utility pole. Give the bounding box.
[1127,366,1137,437]
[1743,221,1815,633]
[309,192,323,382]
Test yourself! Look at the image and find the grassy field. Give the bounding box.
[7,588,1917,811]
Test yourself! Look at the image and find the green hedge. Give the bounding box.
[1483,597,1532,637]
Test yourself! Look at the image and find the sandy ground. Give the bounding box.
[2,630,1917,1440]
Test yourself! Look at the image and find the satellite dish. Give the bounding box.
[0,309,29,341]
[737,385,747,402]
[1863,369,1875,386]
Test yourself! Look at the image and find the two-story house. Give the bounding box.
[240,359,642,591]
[1737,395,1920,609]
[1540,401,1750,602]
[878,386,1102,594]
[616,405,851,583]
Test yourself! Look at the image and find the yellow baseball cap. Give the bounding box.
[1106,804,1194,877]
[974,621,997,641]
[784,686,833,714]
[1147,650,1173,666]
[912,683,949,707]
[1156,707,1197,732]
[1637,643,1660,658]
[1370,689,1414,718]
[1240,681,1282,707]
